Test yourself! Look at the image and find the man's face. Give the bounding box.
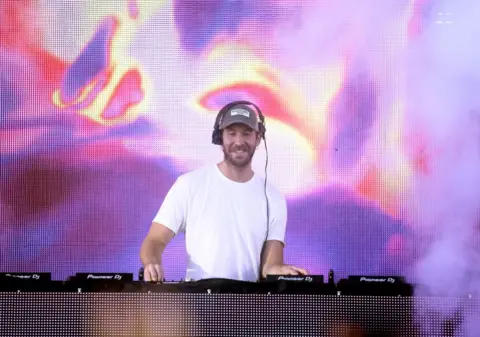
[221,123,259,167]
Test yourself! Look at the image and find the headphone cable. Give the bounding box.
[263,136,270,245]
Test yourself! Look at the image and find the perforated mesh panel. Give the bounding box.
[1,294,478,336]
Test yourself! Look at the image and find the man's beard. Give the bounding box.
[222,144,256,168]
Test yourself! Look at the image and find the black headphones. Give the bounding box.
[212,100,266,145]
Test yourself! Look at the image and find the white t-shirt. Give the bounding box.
[152,164,287,282]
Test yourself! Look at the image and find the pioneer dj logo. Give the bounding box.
[278,276,312,282]
[5,273,40,280]
[359,277,395,283]
[85,274,123,280]
[87,274,111,280]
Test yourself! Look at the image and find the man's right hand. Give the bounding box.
[143,263,164,282]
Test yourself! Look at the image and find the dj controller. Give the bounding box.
[0,270,414,296]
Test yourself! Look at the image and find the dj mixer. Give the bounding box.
[0,270,413,296]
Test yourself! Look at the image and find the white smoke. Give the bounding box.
[275,0,480,335]
[407,0,480,335]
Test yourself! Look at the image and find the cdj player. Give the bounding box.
[337,275,413,296]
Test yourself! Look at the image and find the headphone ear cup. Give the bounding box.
[212,128,222,145]
[212,130,221,145]
[259,122,266,140]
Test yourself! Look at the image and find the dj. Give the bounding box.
[140,101,308,282]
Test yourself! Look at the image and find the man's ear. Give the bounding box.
[256,133,262,147]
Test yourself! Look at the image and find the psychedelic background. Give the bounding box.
[1,0,479,289]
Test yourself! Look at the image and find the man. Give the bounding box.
[140,102,308,282]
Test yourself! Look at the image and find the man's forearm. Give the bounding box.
[260,241,285,278]
[140,238,167,265]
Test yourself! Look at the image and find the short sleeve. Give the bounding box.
[152,177,187,234]
[266,192,287,244]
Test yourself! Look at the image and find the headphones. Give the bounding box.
[212,100,266,145]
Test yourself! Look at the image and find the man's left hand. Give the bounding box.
[264,264,308,277]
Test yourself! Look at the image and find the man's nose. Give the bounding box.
[233,134,246,144]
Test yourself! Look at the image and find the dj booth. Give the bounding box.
[1,272,478,336]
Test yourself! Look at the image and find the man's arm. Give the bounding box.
[139,174,188,282]
[140,222,176,266]
[260,240,308,278]
[260,240,284,278]
[141,176,187,279]
[259,189,308,278]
